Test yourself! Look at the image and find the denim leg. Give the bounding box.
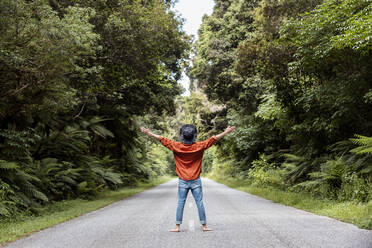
[176,186,189,224]
[191,186,206,225]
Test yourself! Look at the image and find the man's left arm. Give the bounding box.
[140,127,175,151]
[140,127,161,139]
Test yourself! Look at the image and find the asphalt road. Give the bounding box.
[5,178,372,248]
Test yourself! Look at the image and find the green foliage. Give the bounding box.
[73,0,190,115]
[291,157,372,202]
[248,154,285,188]
[190,0,258,103]
[0,160,48,216]
[0,0,100,126]
[208,159,237,182]
[144,144,171,177]
[0,129,35,162]
[202,147,216,175]
[192,0,372,205]
[350,135,372,155]
[281,154,319,184]
[0,0,190,219]
[348,135,372,175]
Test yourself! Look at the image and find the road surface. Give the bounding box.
[5,178,372,248]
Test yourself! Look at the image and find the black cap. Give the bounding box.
[180,124,197,144]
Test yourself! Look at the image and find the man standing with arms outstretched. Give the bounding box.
[140,124,236,232]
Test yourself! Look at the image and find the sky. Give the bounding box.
[172,0,215,96]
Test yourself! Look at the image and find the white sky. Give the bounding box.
[172,0,215,96]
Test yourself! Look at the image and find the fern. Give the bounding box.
[329,140,355,156]
[0,160,18,170]
[0,159,49,217]
[14,170,48,203]
[0,129,35,162]
[348,134,372,175]
[0,180,14,217]
[0,202,10,217]
[80,155,123,189]
[0,112,148,217]
[80,116,114,138]
[281,154,319,184]
[351,147,372,154]
[350,135,372,154]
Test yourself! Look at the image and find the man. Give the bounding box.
[140,124,236,232]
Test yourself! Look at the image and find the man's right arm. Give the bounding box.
[201,126,236,150]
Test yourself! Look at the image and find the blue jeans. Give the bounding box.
[176,177,206,225]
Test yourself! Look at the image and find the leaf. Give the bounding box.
[0,160,18,170]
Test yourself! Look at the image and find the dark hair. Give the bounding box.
[179,124,197,144]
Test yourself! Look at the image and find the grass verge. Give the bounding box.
[209,176,372,230]
[0,176,173,245]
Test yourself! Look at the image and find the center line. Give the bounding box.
[188,220,195,231]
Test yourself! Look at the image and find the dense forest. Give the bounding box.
[0,0,371,225]
[190,0,372,206]
[0,0,189,217]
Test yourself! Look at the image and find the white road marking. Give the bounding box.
[188,220,195,231]
[189,202,193,208]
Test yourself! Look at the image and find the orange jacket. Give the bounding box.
[157,136,218,180]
